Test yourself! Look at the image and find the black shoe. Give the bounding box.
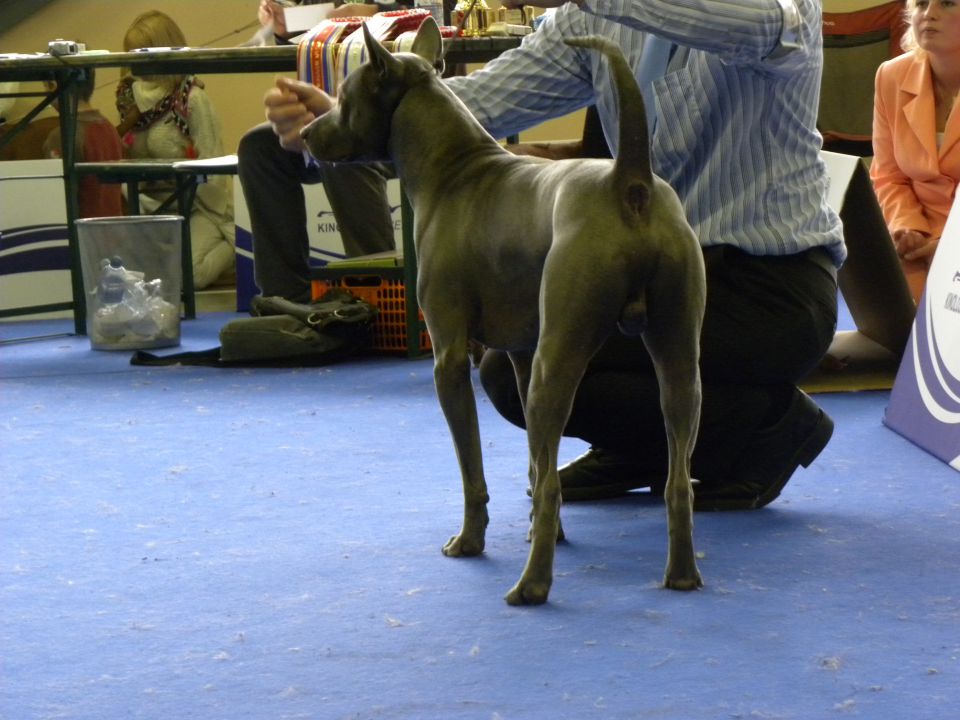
[543,447,662,502]
[694,389,833,512]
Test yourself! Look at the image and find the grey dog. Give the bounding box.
[302,18,706,605]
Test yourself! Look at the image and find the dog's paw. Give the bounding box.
[662,568,704,592]
[442,532,484,558]
[505,579,551,606]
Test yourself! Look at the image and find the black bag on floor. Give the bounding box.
[130,289,378,367]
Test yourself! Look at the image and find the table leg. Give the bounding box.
[58,70,86,335]
[175,175,197,319]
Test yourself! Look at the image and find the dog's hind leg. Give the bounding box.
[504,359,571,605]
[643,277,704,591]
[504,276,619,605]
[434,337,490,558]
[505,338,609,605]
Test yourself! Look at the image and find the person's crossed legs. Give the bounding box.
[237,122,396,303]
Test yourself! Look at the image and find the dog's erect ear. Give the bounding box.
[362,21,401,78]
[411,16,444,73]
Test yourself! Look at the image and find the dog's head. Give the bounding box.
[301,17,444,164]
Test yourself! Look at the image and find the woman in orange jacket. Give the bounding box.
[871,0,960,303]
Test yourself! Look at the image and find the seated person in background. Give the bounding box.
[116,10,236,290]
[0,85,61,162]
[255,0,382,46]
[42,69,124,219]
[871,0,960,305]
[238,0,417,301]
[261,0,844,510]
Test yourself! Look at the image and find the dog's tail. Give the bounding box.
[564,35,653,222]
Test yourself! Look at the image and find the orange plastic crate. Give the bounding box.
[312,275,431,355]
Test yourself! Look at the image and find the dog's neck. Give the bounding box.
[388,77,507,199]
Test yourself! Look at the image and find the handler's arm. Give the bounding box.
[264,76,334,152]
[444,9,595,140]
[576,0,807,67]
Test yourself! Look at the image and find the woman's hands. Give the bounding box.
[893,228,939,263]
[259,0,289,37]
[260,0,379,40]
[328,4,380,18]
[114,75,141,137]
[115,75,136,117]
[264,75,334,152]
[501,0,575,8]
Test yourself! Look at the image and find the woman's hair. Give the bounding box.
[122,10,188,88]
[43,68,96,104]
[900,0,921,53]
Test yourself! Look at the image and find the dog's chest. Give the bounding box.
[417,238,546,351]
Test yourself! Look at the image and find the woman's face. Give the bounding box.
[911,0,960,55]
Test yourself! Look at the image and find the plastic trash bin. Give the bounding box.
[77,215,183,350]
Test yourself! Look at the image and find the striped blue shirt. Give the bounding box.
[446,0,846,265]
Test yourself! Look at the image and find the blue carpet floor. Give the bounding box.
[1,313,958,719]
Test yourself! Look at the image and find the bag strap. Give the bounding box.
[130,347,222,366]
[250,289,376,329]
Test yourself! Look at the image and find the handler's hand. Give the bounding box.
[264,76,334,152]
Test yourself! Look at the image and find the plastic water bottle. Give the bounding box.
[416,0,444,26]
[98,256,127,305]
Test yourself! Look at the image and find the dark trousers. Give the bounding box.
[480,244,838,483]
[236,123,396,303]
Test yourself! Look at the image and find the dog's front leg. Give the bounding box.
[434,343,490,558]
[508,352,537,503]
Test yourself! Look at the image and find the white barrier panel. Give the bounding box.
[884,195,960,470]
[819,151,916,357]
[0,159,70,319]
[233,176,402,311]
[822,150,858,214]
